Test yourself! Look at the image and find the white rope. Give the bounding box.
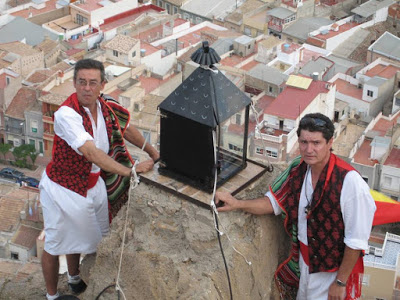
[210,130,251,266]
[114,109,160,299]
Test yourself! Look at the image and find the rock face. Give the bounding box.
[82,165,290,300]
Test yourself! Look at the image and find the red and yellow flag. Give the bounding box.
[371,190,400,226]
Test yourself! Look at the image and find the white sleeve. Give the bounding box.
[265,190,282,215]
[54,106,94,155]
[341,171,376,251]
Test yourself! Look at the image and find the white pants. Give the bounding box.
[296,253,337,300]
[40,173,109,256]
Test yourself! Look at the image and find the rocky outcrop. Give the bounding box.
[82,165,289,300]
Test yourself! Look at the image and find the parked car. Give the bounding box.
[20,177,40,188]
[0,167,25,182]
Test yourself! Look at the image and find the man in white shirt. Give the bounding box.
[40,59,159,300]
[216,113,376,300]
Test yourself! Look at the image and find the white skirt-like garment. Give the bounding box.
[39,172,109,256]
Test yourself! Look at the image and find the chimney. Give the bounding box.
[312,72,319,81]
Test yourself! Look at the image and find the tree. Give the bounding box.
[0,143,12,161]
[12,144,37,168]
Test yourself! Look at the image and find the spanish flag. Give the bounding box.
[371,190,400,226]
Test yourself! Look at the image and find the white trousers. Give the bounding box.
[296,253,337,300]
[40,173,109,256]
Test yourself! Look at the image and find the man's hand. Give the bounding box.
[135,159,155,174]
[215,192,241,212]
[328,281,346,300]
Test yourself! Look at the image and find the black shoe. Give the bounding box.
[68,279,87,295]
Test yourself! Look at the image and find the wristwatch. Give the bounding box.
[335,278,347,287]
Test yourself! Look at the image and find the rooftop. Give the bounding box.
[246,64,288,86]
[368,31,400,61]
[313,22,358,41]
[352,0,395,18]
[265,78,329,120]
[332,78,363,100]
[364,232,400,267]
[283,17,333,41]
[11,225,41,249]
[364,63,400,79]
[104,34,139,54]
[267,7,295,19]
[5,87,37,119]
[383,147,400,168]
[10,0,57,18]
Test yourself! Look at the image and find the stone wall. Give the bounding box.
[82,165,290,300]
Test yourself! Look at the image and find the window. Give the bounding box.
[113,50,119,57]
[132,51,136,57]
[134,103,140,112]
[235,113,241,125]
[367,90,373,97]
[6,76,10,86]
[166,3,171,13]
[228,143,243,152]
[265,147,278,158]
[244,27,251,36]
[29,139,35,146]
[31,120,38,133]
[173,6,178,14]
[248,44,251,49]
[255,147,264,155]
[269,86,273,93]
[76,14,88,26]
[11,252,19,260]
[157,0,163,7]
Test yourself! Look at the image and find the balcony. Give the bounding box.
[43,111,55,124]
[43,131,55,141]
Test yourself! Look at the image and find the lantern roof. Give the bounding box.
[159,66,251,127]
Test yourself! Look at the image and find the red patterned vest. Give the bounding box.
[272,153,357,298]
[46,93,114,197]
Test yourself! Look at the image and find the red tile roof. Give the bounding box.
[384,148,400,168]
[5,87,37,119]
[241,60,259,71]
[364,63,400,80]
[0,197,24,232]
[138,73,177,94]
[11,225,41,249]
[333,78,363,100]
[353,139,376,166]
[264,79,329,119]
[11,0,57,18]
[314,22,358,40]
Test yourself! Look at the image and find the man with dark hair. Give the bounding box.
[216,113,376,299]
[40,59,159,300]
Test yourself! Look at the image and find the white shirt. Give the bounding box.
[266,168,376,299]
[40,99,111,255]
[266,169,375,250]
[53,100,109,172]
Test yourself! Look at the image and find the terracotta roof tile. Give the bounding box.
[5,87,37,119]
[104,34,139,54]
[11,0,57,18]
[384,148,400,167]
[265,79,329,119]
[353,139,376,166]
[11,225,41,249]
[333,78,363,100]
[0,197,24,232]
[0,41,41,56]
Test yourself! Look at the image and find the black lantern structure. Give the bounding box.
[158,41,251,193]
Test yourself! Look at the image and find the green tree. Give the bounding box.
[12,144,37,168]
[0,143,12,161]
